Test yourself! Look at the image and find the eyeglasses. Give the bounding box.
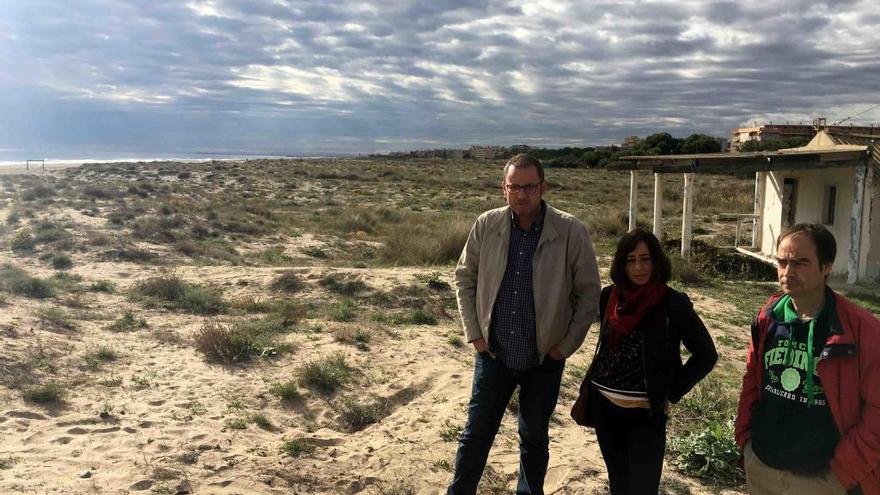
[504,182,543,194]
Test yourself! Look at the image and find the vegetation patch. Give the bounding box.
[337,396,390,432]
[192,316,293,364]
[299,353,355,393]
[22,381,65,404]
[131,272,226,314]
[280,437,316,457]
[0,264,54,298]
[269,270,305,293]
[269,380,300,401]
[106,310,148,332]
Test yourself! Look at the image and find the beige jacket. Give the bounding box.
[454,204,601,361]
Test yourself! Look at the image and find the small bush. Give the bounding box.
[417,272,450,290]
[300,353,355,393]
[0,266,55,298]
[89,280,116,293]
[251,413,273,430]
[319,273,367,296]
[132,273,226,314]
[328,299,358,322]
[106,310,148,332]
[338,396,389,432]
[447,334,464,347]
[269,271,304,293]
[303,246,328,259]
[439,419,463,442]
[269,380,300,401]
[23,381,65,404]
[51,254,73,270]
[389,308,438,325]
[9,229,36,252]
[280,437,316,457]
[192,320,260,364]
[35,307,76,331]
[83,346,118,371]
[670,419,744,484]
[333,325,371,347]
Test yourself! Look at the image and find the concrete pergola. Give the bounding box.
[612,145,872,283]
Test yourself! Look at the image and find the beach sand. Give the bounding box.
[0,160,752,494]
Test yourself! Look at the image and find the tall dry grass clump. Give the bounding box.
[381,216,471,265]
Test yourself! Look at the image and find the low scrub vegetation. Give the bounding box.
[299,353,355,393]
[131,272,226,314]
[0,264,54,298]
[192,317,294,364]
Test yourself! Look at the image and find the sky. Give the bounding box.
[1,0,879,157]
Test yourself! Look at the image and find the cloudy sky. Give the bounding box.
[1,0,879,157]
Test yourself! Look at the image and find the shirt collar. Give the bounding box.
[510,201,546,233]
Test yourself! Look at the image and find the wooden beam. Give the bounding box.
[653,173,663,239]
[681,173,694,259]
[848,163,868,284]
[629,171,637,231]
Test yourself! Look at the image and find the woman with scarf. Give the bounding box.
[573,228,718,495]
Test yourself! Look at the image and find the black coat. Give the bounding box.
[593,285,719,416]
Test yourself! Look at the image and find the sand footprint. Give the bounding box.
[6,410,48,420]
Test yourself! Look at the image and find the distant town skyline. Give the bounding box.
[1,0,879,158]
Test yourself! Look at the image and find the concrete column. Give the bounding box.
[849,163,869,284]
[753,172,766,249]
[653,173,663,239]
[681,173,694,259]
[629,171,637,231]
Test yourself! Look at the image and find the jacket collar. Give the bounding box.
[490,202,559,247]
[762,287,847,339]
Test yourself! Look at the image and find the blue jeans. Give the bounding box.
[447,352,565,495]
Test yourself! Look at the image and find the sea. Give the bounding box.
[0,148,341,169]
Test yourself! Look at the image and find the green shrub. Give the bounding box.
[337,396,389,432]
[250,413,273,430]
[51,254,73,270]
[269,271,304,293]
[0,264,54,298]
[22,381,65,404]
[131,273,226,314]
[192,320,262,363]
[35,307,76,331]
[669,419,744,484]
[83,346,118,371]
[300,353,355,393]
[318,273,367,296]
[89,280,116,293]
[280,437,316,457]
[269,380,300,401]
[9,229,36,252]
[328,299,358,322]
[106,310,148,332]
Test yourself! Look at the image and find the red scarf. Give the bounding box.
[606,282,668,351]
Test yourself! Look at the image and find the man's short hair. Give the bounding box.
[777,223,837,267]
[609,227,672,288]
[502,154,544,182]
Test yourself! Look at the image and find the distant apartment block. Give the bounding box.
[470,146,499,160]
[730,118,880,151]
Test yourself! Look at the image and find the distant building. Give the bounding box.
[470,146,498,160]
[730,118,880,151]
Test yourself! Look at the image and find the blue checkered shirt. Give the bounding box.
[489,205,545,370]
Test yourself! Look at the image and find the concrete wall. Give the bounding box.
[761,168,859,275]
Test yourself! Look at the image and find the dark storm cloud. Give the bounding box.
[1,0,878,155]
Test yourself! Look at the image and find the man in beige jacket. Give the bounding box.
[447,154,601,495]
